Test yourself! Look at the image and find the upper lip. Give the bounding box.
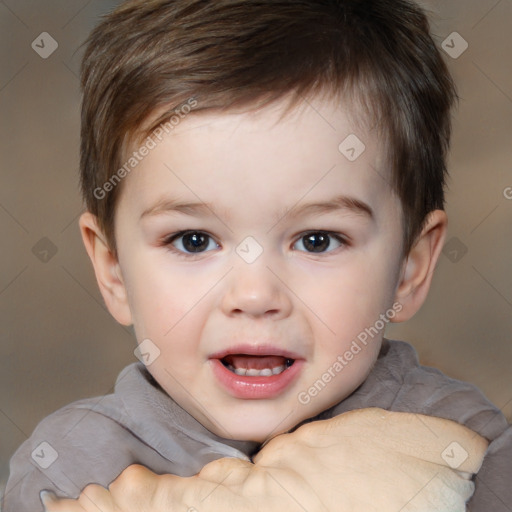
[209,344,303,361]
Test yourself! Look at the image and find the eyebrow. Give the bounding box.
[140,194,374,222]
[281,195,374,221]
[140,199,222,220]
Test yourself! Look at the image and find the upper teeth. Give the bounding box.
[230,365,286,376]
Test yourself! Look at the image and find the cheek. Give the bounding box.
[125,262,197,339]
[303,257,398,341]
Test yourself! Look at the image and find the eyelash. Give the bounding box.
[161,230,350,258]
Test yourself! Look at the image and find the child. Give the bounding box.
[4,0,511,510]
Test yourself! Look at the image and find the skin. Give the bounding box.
[84,93,446,441]
[42,409,488,512]
[44,92,447,510]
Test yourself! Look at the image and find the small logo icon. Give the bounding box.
[443,237,468,263]
[338,134,366,162]
[236,236,263,264]
[31,32,58,59]
[442,32,468,59]
[31,441,58,469]
[32,237,58,263]
[134,338,161,366]
[503,187,512,200]
[442,441,469,469]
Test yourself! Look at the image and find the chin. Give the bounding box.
[214,416,296,443]
[224,429,275,443]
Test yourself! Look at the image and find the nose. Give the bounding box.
[220,263,293,320]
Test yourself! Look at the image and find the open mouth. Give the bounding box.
[210,347,304,399]
[220,354,295,377]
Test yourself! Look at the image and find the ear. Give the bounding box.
[79,212,133,326]
[391,210,447,323]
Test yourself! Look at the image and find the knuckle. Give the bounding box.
[109,464,152,496]
[120,463,148,482]
[79,483,106,502]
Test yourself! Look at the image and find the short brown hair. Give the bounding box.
[80,0,456,258]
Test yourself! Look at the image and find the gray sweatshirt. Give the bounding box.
[3,339,511,511]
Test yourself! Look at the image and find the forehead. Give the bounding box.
[118,95,394,221]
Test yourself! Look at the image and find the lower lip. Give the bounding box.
[210,358,304,399]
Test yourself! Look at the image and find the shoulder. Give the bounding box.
[329,339,509,443]
[3,364,147,512]
[360,340,512,509]
[385,339,508,440]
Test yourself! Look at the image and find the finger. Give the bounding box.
[108,464,160,510]
[77,484,117,512]
[41,490,87,512]
[41,485,117,512]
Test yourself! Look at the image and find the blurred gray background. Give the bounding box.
[1,0,511,502]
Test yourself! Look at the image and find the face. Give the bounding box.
[113,95,406,442]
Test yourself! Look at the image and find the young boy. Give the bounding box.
[4,0,512,510]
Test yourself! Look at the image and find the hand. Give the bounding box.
[42,408,489,512]
[41,465,186,512]
[41,464,201,512]
[41,461,264,512]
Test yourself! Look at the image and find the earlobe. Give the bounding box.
[391,210,447,323]
[79,212,133,326]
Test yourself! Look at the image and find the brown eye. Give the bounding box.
[167,231,218,253]
[293,232,345,253]
[303,233,330,252]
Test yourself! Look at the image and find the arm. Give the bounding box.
[467,426,512,511]
[42,407,488,512]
